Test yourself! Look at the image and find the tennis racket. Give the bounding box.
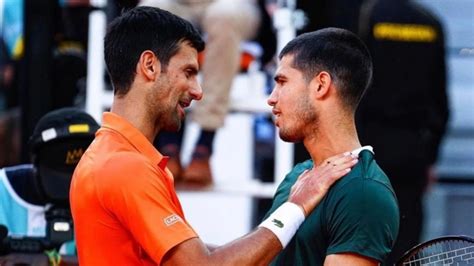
[397,235,474,265]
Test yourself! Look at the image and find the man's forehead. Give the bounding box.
[171,42,199,65]
[276,54,296,74]
[279,54,295,65]
[176,42,198,56]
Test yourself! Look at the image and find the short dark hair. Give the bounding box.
[104,6,205,96]
[280,28,373,111]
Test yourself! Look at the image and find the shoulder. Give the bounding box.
[328,176,398,215]
[94,151,164,190]
[335,177,397,212]
[73,149,167,206]
[324,153,399,234]
[324,172,399,262]
[265,160,313,217]
[286,160,314,182]
[98,151,155,174]
[334,150,395,193]
[88,151,172,214]
[328,156,398,214]
[274,160,313,197]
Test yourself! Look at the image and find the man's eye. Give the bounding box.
[186,70,195,78]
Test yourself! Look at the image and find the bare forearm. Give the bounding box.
[209,228,281,265]
[162,152,358,265]
[325,253,379,266]
[162,228,281,266]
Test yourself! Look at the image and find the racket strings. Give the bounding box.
[402,240,474,265]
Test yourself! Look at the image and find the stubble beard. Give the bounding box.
[167,112,182,132]
[279,95,318,143]
[147,80,182,133]
[159,103,182,132]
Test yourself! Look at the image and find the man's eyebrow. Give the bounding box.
[274,74,286,82]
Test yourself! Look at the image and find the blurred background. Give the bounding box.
[415,0,474,241]
[0,0,473,257]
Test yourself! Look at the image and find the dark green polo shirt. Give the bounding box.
[267,150,399,265]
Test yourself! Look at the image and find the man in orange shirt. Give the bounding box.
[70,6,358,265]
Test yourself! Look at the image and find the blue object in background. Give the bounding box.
[1,0,23,59]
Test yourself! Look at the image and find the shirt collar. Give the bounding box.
[100,112,168,170]
[351,145,374,155]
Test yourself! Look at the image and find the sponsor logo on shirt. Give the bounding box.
[164,214,182,226]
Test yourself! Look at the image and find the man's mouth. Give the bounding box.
[272,109,281,117]
[179,100,191,108]
[272,109,281,126]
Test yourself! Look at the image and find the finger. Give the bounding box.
[298,169,310,178]
[321,151,355,167]
[330,153,358,167]
[294,169,310,183]
[323,159,358,180]
[330,158,358,173]
[319,158,358,186]
[323,168,352,186]
[318,153,354,175]
[291,169,310,193]
[321,152,350,165]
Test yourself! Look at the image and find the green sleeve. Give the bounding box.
[325,178,399,262]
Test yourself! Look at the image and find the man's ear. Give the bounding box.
[138,50,161,81]
[311,71,332,99]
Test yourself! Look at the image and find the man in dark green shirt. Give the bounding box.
[265,28,399,265]
[267,147,399,265]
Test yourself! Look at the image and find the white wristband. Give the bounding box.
[258,202,305,248]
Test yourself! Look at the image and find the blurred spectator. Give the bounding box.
[294,0,364,34]
[52,1,91,108]
[139,0,261,187]
[0,108,20,167]
[1,0,23,109]
[0,0,92,167]
[356,0,449,264]
[0,40,16,110]
[0,107,98,261]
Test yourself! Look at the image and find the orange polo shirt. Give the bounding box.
[70,112,197,265]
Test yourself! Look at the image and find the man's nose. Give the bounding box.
[267,88,278,106]
[190,82,203,101]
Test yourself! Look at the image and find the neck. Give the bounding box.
[111,94,158,143]
[304,113,361,166]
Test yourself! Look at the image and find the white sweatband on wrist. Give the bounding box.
[258,202,305,248]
